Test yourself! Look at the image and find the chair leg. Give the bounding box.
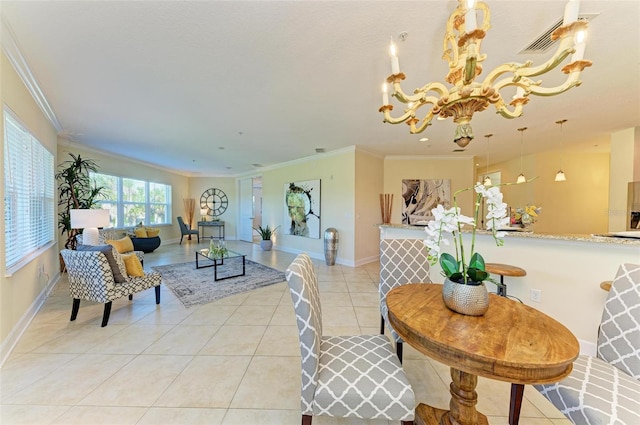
[401,421,414,425]
[180,235,184,245]
[380,315,385,335]
[128,294,133,301]
[396,341,403,363]
[70,298,80,321]
[302,415,312,425]
[101,302,112,327]
[509,383,525,425]
[155,285,161,304]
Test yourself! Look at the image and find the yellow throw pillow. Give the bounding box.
[134,227,148,238]
[145,227,160,237]
[106,236,134,253]
[121,253,144,277]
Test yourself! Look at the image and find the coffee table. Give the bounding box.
[195,248,246,281]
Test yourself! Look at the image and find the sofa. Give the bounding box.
[129,225,162,253]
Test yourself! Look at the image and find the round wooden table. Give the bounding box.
[387,283,579,425]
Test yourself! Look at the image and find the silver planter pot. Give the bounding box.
[442,278,489,316]
[260,240,273,251]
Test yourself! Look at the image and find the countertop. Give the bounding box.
[379,224,640,246]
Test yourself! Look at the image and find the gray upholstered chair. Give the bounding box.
[379,238,431,361]
[285,253,415,425]
[61,248,161,327]
[177,216,199,244]
[535,263,640,425]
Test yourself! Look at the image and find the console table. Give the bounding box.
[198,221,225,240]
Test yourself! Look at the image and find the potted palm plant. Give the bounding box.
[56,153,105,250]
[253,225,280,251]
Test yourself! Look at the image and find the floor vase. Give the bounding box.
[442,278,489,316]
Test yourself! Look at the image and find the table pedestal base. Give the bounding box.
[415,368,488,425]
[415,404,488,425]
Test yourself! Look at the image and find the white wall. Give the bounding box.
[354,150,384,264]
[609,128,637,232]
[261,148,357,265]
[0,51,60,361]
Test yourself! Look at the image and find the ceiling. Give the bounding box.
[2,1,639,177]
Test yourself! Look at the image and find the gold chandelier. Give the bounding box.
[379,0,591,148]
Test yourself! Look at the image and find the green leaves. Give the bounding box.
[439,253,459,277]
[440,252,488,285]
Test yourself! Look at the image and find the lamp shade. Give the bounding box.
[70,209,110,246]
[70,209,110,229]
[555,170,567,182]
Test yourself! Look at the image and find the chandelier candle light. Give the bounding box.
[379,0,591,148]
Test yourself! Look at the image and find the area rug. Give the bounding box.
[151,258,286,308]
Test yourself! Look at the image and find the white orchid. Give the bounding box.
[423,182,510,285]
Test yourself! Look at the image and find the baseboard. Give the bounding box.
[0,272,61,368]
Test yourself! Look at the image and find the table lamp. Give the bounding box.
[70,209,110,246]
[200,208,208,222]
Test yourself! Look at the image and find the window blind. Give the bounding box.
[4,109,55,274]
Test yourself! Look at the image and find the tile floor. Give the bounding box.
[0,241,570,425]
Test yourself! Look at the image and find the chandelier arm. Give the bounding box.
[392,81,450,104]
[493,100,525,119]
[515,47,574,78]
[410,110,437,134]
[526,72,582,96]
[382,107,416,125]
[516,23,586,77]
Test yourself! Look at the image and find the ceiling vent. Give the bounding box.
[519,13,598,54]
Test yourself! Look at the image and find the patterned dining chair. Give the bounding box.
[286,253,415,425]
[535,263,640,425]
[379,238,431,362]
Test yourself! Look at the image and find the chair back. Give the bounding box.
[380,238,431,340]
[597,263,640,379]
[176,216,189,234]
[285,253,322,415]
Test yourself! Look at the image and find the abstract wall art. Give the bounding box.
[284,179,321,238]
[401,179,451,225]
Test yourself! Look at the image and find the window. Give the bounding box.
[91,172,171,227]
[4,108,55,274]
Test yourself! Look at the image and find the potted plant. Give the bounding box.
[55,153,105,250]
[422,182,511,316]
[253,225,280,251]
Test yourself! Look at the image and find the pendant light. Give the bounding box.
[483,134,493,186]
[555,119,567,182]
[516,127,527,184]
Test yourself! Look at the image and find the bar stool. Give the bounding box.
[484,262,527,425]
[485,263,526,302]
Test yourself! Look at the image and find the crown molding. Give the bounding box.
[57,138,194,178]
[1,17,63,133]
[385,154,474,161]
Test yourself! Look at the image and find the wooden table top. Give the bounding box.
[387,283,579,385]
[485,263,527,277]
